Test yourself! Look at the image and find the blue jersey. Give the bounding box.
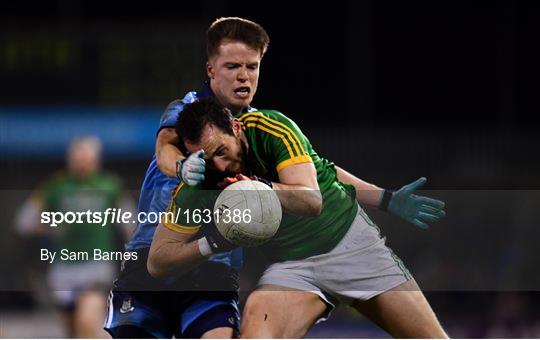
[125,85,251,270]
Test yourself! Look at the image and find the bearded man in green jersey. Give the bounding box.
[148,98,448,338]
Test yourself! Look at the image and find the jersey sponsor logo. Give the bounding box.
[120,297,135,314]
[228,316,236,325]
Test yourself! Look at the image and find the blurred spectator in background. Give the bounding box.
[14,135,136,338]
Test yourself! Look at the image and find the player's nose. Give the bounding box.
[237,67,248,82]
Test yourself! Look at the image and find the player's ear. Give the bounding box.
[206,61,214,79]
[232,119,241,136]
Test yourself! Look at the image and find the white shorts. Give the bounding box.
[48,261,116,307]
[258,206,412,317]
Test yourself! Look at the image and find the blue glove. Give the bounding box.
[385,177,446,229]
[176,150,205,186]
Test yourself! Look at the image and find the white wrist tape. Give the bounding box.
[198,237,213,257]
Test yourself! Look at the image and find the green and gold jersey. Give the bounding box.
[238,110,358,261]
[166,110,358,262]
[35,172,122,257]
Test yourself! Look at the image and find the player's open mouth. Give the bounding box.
[234,87,250,99]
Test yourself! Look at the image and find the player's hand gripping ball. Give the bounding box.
[214,179,282,247]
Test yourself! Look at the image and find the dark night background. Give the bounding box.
[1,0,539,189]
[1,0,540,338]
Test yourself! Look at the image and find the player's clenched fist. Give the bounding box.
[217,174,250,189]
[176,150,206,186]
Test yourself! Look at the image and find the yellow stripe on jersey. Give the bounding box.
[239,112,308,156]
[276,155,313,172]
[240,112,307,155]
[163,183,201,234]
[171,182,184,200]
[245,123,295,159]
[244,122,313,172]
[242,116,302,157]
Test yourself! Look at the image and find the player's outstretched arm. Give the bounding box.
[336,167,446,229]
[335,166,384,207]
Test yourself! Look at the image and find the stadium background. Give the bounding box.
[1,0,540,337]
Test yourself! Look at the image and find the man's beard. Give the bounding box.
[220,138,248,178]
[215,139,249,177]
[204,139,249,188]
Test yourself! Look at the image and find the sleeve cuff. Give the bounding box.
[276,155,313,172]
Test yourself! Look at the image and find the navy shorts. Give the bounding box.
[104,248,240,338]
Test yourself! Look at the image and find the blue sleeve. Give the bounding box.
[158,99,185,133]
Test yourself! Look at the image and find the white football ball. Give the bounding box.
[214,180,282,247]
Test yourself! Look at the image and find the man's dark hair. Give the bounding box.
[207,17,270,59]
[176,98,234,151]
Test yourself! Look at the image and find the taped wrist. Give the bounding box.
[204,233,225,253]
[176,159,184,180]
[379,189,393,211]
[198,237,213,257]
[252,175,273,189]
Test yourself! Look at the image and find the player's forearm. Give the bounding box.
[335,166,383,208]
[272,183,322,216]
[147,226,206,278]
[156,128,185,178]
[148,240,205,278]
